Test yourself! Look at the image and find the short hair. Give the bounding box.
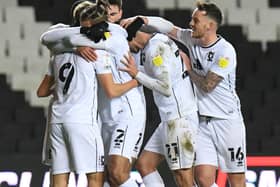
[80,0,110,24]
[108,0,122,8]
[196,1,222,27]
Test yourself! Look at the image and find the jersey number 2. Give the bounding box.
[59,62,74,95]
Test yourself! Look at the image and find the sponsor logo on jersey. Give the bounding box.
[104,32,111,39]
[152,55,163,66]
[218,57,229,68]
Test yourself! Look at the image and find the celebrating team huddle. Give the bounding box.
[37,0,247,187]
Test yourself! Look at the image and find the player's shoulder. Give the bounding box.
[108,22,127,37]
[48,23,70,31]
[218,37,235,50]
[147,34,172,56]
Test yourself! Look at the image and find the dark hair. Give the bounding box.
[108,0,122,8]
[126,17,144,41]
[80,0,109,24]
[196,1,222,27]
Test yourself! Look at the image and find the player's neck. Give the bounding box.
[200,33,218,47]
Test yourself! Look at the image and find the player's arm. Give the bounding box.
[97,74,138,98]
[121,16,179,40]
[187,70,222,93]
[120,52,172,97]
[40,27,80,46]
[69,25,128,56]
[184,52,223,93]
[37,75,54,97]
[37,57,55,97]
[95,51,139,98]
[40,26,80,53]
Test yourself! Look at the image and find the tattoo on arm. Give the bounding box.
[188,70,223,93]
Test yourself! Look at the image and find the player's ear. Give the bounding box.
[208,20,215,31]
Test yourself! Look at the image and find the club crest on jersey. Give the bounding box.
[207,51,215,61]
[152,55,163,66]
[218,57,229,68]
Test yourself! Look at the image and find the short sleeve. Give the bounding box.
[145,41,172,88]
[47,56,54,76]
[176,28,194,47]
[94,50,113,75]
[210,46,236,78]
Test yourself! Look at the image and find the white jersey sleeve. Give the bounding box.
[140,40,172,96]
[40,27,79,45]
[69,22,128,56]
[176,28,199,47]
[209,44,236,79]
[93,50,113,75]
[47,56,54,76]
[40,26,78,53]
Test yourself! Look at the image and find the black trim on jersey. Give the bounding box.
[201,36,221,49]
[191,46,203,70]
[172,88,182,118]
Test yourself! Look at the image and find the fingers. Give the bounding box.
[120,16,137,28]
[77,47,98,62]
[120,58,129,66]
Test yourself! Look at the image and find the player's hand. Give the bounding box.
[119,53,139,78]
[179,50,192,71]
[77,46,97,62]
[120,17,138,28]
[120,16,147,28]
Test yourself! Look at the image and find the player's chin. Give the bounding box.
[130,48,139,53]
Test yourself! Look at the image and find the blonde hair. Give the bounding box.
[72,1,95,21]
[80,0,110,25]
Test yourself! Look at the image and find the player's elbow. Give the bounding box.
[37,89,47,97]
[40,34,50,46]
[104,89,119,99]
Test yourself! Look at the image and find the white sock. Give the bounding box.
[211,183,218,187]
[142,170,164,187]
[119,177,139,187]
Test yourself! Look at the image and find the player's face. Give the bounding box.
[80,19,93,27]
[107,5,122,23]
[128,32,146,53]
[189,9,210,39]
[128,39,140,53]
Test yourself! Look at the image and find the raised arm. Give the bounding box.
[37,58,55,97]
[40,26,80,53]
[121,16,180,40]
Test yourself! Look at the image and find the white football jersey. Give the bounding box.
[141,33,197,122]
[49,50,112,124]
[92,24,145,123]
[176,29,242,119]
[42,23,146,123]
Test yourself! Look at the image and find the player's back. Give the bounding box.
[144,34,197,121]
[50,52,98,124]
